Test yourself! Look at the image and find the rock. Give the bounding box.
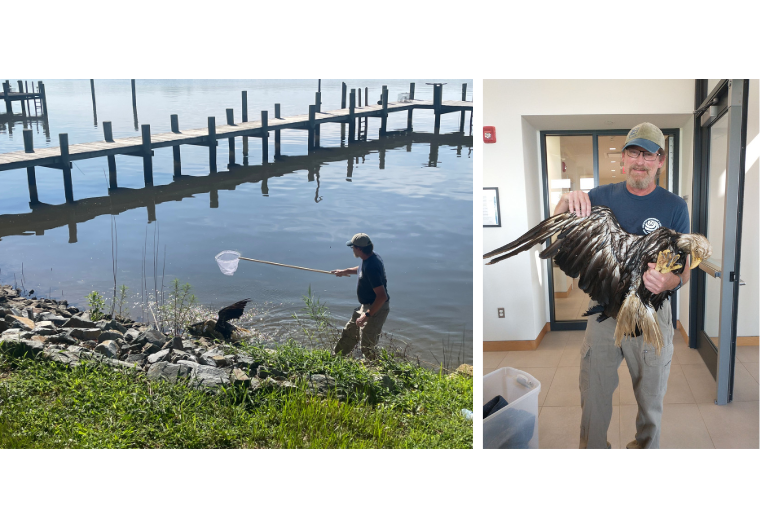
[231,368,250,387]
[141,342,161,355]
[62,316,97,329]
[31,321,59,335]
[97,330,124,343]
[0,319,10,333]
[124,354,147,366]
[256,365,285,380]
[45,333,79,346]
[136,329,168,349]
[4,314,35,331]
[37,313,68,326]
[170,351,197,364]
[147,361,194,383]
[42,349,81,366]
[147,349,171,364]
[98,320,128,334]
[94,340,120,359]
[68,328,102,341]
[124,329,141,343]
[0,336,44,358]
[176,361,231,389]
[307,374,336,395]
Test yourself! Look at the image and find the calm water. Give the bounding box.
[0,79,472,364]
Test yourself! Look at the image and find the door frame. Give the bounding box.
[540,128,681,331]
[688,79,750,405]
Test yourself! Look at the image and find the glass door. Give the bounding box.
[541,129,679,331]
[689,79,750,405]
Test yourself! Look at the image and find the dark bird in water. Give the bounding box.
[215,298,251,340]
[483,206,711,353]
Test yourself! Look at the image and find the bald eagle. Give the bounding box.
[483,206,711,354]
[215,298,250,340]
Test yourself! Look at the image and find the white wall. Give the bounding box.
[483,80,696,342]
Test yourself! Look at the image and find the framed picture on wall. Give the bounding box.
[483,187,501,227]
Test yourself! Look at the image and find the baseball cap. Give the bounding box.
[623,122,665,154]
[346,233,372,247]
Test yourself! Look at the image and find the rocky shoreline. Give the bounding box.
[0,284,346,396]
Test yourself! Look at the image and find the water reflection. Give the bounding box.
[0,131,471,243]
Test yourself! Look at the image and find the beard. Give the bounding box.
[626,166,655,190]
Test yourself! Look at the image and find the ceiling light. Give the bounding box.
[611,169,615,172]
[610,148,616,150]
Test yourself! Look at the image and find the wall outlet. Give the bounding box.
[498,308,505,318]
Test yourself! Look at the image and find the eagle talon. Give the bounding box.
[655,249,682,273]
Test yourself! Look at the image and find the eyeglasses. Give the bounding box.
[625,147,660,161]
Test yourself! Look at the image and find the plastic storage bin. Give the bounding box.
[483,367,541,449]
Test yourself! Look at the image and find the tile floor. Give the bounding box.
[484,330,759,449]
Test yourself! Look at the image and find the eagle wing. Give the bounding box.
[216,298,250,327]
[483,206,635,318]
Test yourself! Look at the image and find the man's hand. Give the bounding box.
[554,190,592,217]
[643,263,679,294]
[331,269,350,277]
[356,312,369,328]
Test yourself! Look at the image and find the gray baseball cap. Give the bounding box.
[623,122,665,154]
[346,233,372,247]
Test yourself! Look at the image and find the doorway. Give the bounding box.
[689,79,750,405]
[540,128,680,331]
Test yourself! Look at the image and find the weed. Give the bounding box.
[85,291,107,321]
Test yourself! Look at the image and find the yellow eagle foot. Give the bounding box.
[655,249,682,273]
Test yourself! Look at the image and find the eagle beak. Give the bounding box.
[690,256,703,270]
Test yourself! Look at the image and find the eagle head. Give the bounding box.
[677,233,712,270]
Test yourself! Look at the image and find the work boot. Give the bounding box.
[626,439,643,449]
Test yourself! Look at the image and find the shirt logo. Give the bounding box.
[642,218,661,234]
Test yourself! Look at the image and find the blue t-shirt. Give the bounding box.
[588,182,690,235]
[357,253,389,305]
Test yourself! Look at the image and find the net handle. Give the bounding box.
[238,256,335,275]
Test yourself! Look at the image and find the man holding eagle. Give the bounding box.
[484,122,710,449]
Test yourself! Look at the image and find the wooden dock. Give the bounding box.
[2,80,47,116]
[0,81,472,206]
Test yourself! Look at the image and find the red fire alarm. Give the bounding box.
[483,126,496,143]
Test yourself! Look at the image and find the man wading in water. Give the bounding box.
[331,233,390,360]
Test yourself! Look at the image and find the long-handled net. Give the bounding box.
[215,250,335,276]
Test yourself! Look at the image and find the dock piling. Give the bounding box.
[380,85,388,135]
[314,92,321,148]
[308,105,316,152]
[18,81,26,116]
[433,84,443,134]
[39,82,48,116]
[104,121,117,188]
[348,89,356,142]
[341,82,347,109]
[460,83,467,132]
[274,103,281,158]
[242,91,248,122]
[141,125,153,186]
[104,121,114,142]
[131,80,138,131]
[407,82,415,130]
[23,129,38,203]
[60,134,74,203]
[208,117,217,173]
[3,82,11,114]
[90,79,97,126]
[227,109,235,165]
[170,115,181,176]
[261,110,269,164]
[242,91,249,158]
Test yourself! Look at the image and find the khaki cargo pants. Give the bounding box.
[579,299,674,449]
[334,301,390,360]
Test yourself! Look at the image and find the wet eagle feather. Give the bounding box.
[483,206,711,354]
[214,298,251,340]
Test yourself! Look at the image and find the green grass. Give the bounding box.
[0,344,472,449]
